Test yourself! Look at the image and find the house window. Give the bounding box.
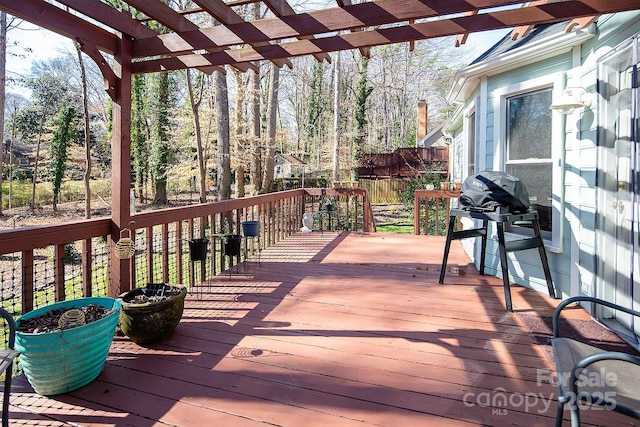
[506,88,553,234]
[467,111,476,177]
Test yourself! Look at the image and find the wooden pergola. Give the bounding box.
[0,0,639,293]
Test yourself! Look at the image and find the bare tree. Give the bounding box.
[248,4,262,194]
[186,68,207,203]
[332,50,341,182]
[6,94,27,210]
[0,12,7,216]
[261,62,280,193]
[248,65,261,194]
[214,69,231,201]
[230,68,248,198]
[0,13,19,215]
[75,42,92,218]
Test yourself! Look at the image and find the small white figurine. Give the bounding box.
[301,212,314,232]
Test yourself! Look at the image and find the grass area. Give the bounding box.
[1,178,112,209]
[376,221,414,234]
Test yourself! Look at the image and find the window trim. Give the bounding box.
[464,100,478,178]
[493,74,565,253]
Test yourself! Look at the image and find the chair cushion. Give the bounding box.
[551,337,640,413]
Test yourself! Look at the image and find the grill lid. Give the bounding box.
[459,171,530,214]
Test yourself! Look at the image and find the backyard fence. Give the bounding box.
[358,179,408,204]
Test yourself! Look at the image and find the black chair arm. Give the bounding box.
[0,308,15,349]
[552,296,640,339]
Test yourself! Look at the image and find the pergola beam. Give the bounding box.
[131,0,634,73]
[132,0,527,58]
[125,0,245,72]
[262,0,331,63]
[191,0,290,69]
[131,0,638,63]
[0,0,118,54]
[511,0,549,41]
[336,0,370,58]
[455,10,478,47]
[4,0,635,74]
[54,0,158,40]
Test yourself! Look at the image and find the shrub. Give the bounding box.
[399,172,443,208]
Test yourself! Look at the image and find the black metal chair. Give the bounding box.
[550,296,640,426]
[0,307,19,427]
[0,308,18,427]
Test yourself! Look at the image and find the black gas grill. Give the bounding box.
[439,171,556,311]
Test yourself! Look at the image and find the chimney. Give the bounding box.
[417,100,428,141]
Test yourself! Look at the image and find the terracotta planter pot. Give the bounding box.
[118,284,187,345]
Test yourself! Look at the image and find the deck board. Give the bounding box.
[6,231,633,426]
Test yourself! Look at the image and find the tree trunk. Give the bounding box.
[131,74,149,206]
[332,51,341,182]
[186,69,207,203]
[75,42,92,218]
[231,69,247,198]
[352,56,372,181]
[50,106,75,213]
[8,101,17,210]
[261,63,279,194]
[30,113,47,211]
[215,70,231,201]
[0,13,6,216]
[152,72,170,206]
[248,67,261,194]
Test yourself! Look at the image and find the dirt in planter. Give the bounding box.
[16,304,115,334]
[122,285,184,304]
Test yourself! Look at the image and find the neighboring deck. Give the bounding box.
[6,232,628,426]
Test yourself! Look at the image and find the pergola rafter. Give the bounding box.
[2,0,639,77]
[130,0,640,74]
[1,0,639,294]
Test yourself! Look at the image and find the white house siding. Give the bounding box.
[482,55,573,296]
[446,12,640,299]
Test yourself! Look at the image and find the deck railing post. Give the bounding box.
[54,243,66,302]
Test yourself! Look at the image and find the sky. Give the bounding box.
[6,22,70,82]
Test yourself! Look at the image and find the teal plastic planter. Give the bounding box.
[15,297,121,395]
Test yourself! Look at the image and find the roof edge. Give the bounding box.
[447,25,595,104]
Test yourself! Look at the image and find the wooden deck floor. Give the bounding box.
[6,232,632,426]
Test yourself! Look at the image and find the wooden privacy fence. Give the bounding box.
[358,179,408,204]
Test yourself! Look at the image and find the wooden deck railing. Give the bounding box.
[303,188,376,233]
[413,189,461,235]
[0,189,375,315]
